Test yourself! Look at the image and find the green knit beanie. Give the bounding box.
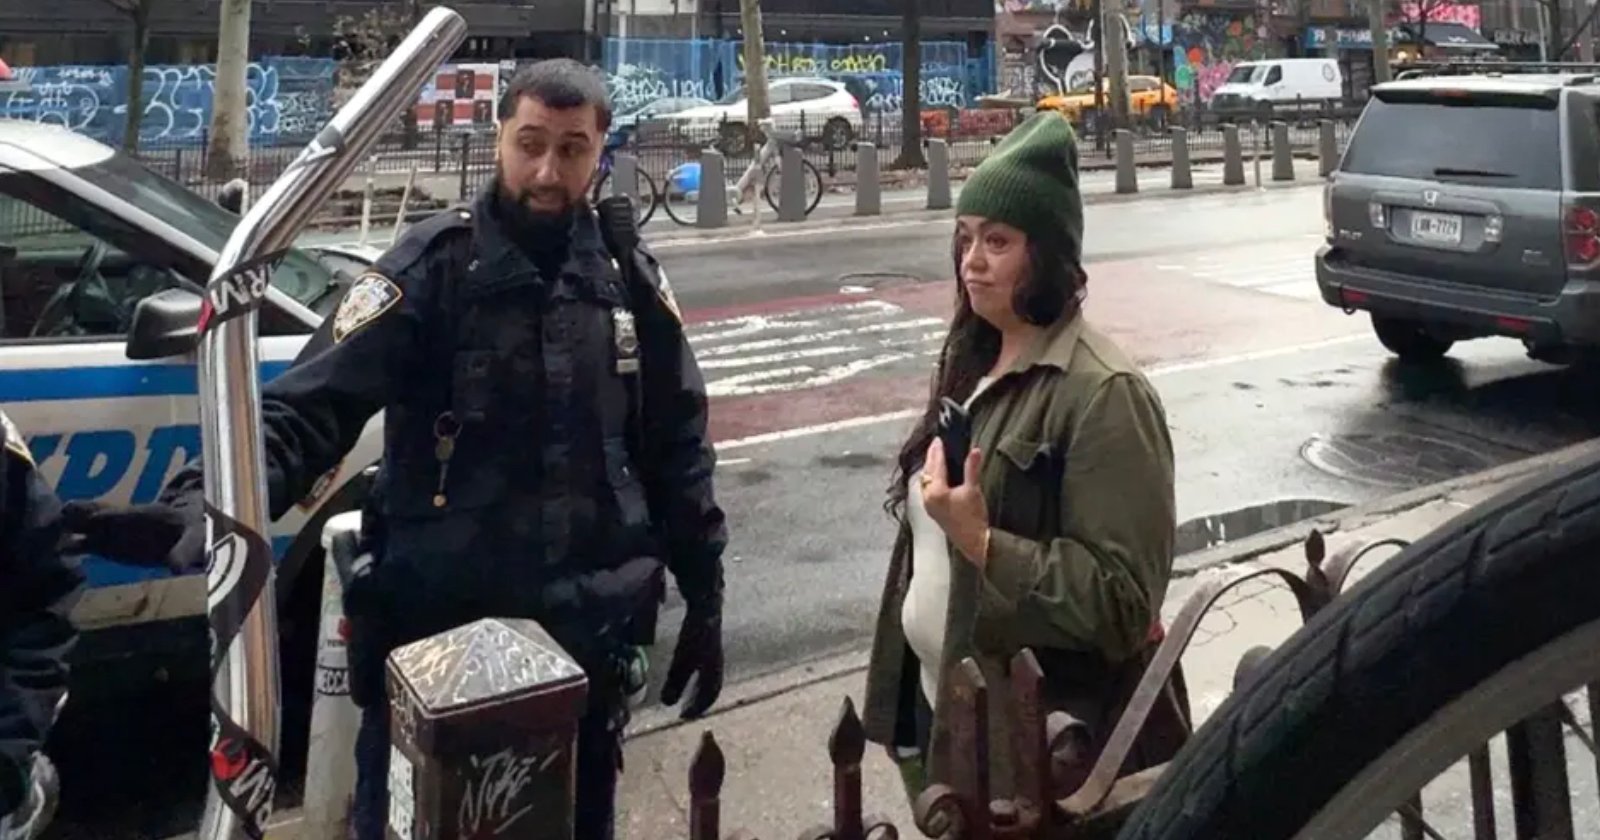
[956,110,1083,263]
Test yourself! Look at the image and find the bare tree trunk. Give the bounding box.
[737,0,770,125]
[897,0,924,169]
[1368,0,1391,84]
[205,0,252,182]
[122,1,151,153]
[1104,11,1130,129]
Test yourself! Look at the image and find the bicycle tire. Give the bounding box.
[762,158,824,216]
[595,167,658,227]
[635,168,659,227]
[1118,448,1600,839]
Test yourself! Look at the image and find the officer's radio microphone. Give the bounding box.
[596,195,641,258]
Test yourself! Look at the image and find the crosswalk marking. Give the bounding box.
[687,299,946,397]
[1157,248,1321,302]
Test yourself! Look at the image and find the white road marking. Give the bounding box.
[711,333,1371,450]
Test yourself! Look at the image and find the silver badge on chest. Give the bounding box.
[613,308,640,374]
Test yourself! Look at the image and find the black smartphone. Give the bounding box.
[937,396,972,486]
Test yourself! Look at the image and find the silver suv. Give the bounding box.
[1316,72,1600,363]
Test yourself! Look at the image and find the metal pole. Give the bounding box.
[195,8,468,840]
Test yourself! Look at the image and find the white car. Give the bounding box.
[0,119,384,703]
[664,76,864,153]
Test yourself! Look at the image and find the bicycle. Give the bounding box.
[1118,447,1600,838]
[590,123,660,227]
[659,119,823,227]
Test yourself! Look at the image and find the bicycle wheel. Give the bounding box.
[595,166,659,227]
[635,168,659,227]
[1119,450,1600,839]
[762,158,823,216]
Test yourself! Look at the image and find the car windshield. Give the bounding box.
[70,152,341,309]
[716,86,747,105]
[1227,65,1263,84]
[1341,97,1561,190]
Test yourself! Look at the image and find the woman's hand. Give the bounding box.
[920,438,991,568]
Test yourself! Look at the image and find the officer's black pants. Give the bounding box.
[351,679,625,840]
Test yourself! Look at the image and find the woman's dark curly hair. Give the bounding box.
[885,228,1087,520]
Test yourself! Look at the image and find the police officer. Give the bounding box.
[0,411,83,840]
[63,58,727,840]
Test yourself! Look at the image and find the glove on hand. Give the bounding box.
[60,498,205,574]
[659,600,723,720]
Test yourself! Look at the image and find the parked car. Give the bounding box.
[1316,72,1600,364]
[662,76,864,154]
[0,118,384,707]
[1037,74,1179,129]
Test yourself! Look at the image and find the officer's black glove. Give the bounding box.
[59,498,205,574]
[659,599,723,720]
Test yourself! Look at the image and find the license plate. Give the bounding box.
[1410,211,1464,245]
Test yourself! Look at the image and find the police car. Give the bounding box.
[0,119,386,692]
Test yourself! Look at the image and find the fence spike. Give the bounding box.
[1304,528,1326,569]
[690,731,727,840]
[1009,650,1048,829]
[951,658,993,840]
[826,696,867,839]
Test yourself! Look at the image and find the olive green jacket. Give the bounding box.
[861,312,1183,798]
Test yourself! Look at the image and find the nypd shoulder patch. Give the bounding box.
[333,272,404,343]
[1,409,33,466]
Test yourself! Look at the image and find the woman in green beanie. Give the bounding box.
[860,110,1192,810]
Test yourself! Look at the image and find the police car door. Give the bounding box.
[0,163,228,624]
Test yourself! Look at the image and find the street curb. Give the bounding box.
[624,647,871,742]
[1172,435,1600,577]
[645,178,1325,248]
[623,436,1600,744]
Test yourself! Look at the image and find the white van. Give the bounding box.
[1209,57,1344,119]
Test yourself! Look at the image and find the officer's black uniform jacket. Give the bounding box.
[0,412,83,820]
[164,189,726,660]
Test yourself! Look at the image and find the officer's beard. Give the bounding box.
[494,171,580,243]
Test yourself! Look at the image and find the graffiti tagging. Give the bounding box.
[4,57,334,146]
[601,37,986,116]
[457,747,561,836]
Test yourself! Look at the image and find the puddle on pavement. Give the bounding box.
[1176,498,1350,555]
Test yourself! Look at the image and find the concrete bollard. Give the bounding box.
[1114,129,1138,194]
[1319,119,1339,177]
[301,510,366,838]
[1271,121,1294,181]
[386,618,588,840]
[610,153,640,206]
[1170,127,1193,190]
[1222,124,1245,186]
[778,143,807,223]
[855,142,881,216]
[696,150,728,229]
[926,139,952,211]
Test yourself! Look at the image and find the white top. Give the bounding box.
[901,376,994,711]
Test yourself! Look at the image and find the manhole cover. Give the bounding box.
[1301,432,1500,488]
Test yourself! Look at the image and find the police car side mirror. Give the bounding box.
[126,287,203,360]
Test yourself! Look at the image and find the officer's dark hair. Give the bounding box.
[497,58,613,133]
[884,231,1087,521]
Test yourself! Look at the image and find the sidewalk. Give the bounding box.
[156,437,1596,840]
[613,436,1600,839]
[301,159,1325,254]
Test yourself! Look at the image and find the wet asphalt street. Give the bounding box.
[45,184,1600,838]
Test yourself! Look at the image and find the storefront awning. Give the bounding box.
[1404,22,1497,50]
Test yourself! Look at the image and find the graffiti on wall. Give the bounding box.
[2,57,335,146]
[1168,12,1273,102]
[601,38,986,116]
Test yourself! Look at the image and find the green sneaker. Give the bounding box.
[621,646,649,708]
